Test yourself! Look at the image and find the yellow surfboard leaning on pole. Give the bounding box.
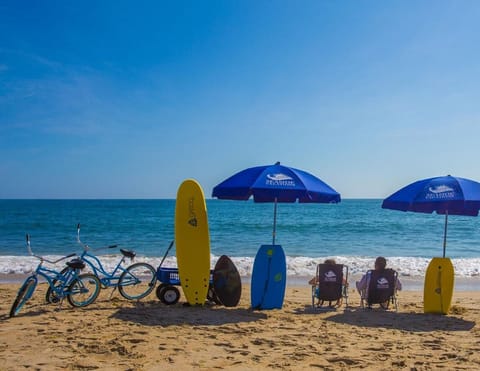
[423,257,454,314]
[175,179,211,306]
[381,176,480,315]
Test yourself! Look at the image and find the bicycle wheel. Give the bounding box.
[118,262,157,300]
[45,267,70,304]
[67,273,101,308]
[10,277,37,317]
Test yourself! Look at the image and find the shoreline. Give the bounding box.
[3,273,480,291]
[1,282,480,369]
[3,254,480,280]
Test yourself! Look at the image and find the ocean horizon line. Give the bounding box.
[0,197,385,201]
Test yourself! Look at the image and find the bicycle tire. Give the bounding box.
[67,273,101,308]
[10,277,37,317]
[118,262,157,300]
[45,266,70,304]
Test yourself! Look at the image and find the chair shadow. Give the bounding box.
[296,305,475,332]
[110,301,268,327]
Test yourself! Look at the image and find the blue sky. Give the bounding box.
[1,1,480,199]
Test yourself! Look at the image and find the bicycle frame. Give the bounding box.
[80,251,128,287]
[76,224,131,288]
[10,234,103,317]
[72,225,157,302]
[21,235,79,301]
[39,263,81,296]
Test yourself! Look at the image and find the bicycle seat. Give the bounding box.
[67,258,86,270]
[120,249,136,259]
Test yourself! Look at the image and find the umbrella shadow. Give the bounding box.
[320,307,475,332]
[110,301,267,327]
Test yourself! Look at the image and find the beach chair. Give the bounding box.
[311,263,348,309]
[360,268,399,311]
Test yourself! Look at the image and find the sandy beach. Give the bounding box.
[1,280,480,370]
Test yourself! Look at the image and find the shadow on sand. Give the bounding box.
[110,301,267,327]
[295,305,475,332]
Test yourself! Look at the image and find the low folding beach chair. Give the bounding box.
[360,268,399,311]
[311,263,349,309]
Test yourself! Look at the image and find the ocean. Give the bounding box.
[1,199,480,286]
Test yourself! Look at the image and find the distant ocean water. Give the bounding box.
[1,199,480,284]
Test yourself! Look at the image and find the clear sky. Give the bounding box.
[1,1,480,199]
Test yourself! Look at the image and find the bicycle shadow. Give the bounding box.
[110,301,267,327]
[295,305,475,332]
[2,306,49,320]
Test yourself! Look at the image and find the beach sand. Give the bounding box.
[1,282,479,370]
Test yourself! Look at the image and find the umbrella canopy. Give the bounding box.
[212,162,341,244]
[382,175,480,257]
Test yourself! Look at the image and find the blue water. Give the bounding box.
[2,199,480,281]
[1,199,479,259]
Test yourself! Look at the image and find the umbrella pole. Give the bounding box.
[443,210,448,258]
[272,198,277,245]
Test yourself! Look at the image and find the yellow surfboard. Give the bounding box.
[423,257,454,314]
[175,179,211,305]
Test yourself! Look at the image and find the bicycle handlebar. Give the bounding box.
[26,234,33,256]
[77,223,92,251]
[26,234,77,264]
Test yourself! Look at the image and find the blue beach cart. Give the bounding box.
[155,241,217,305]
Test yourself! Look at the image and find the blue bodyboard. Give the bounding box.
[250,244,287,310]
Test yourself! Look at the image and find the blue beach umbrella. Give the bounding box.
[212,162,341,245]
[382,175,480,257]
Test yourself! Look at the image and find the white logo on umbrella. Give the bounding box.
[267,173,293,181]
[428,185,455,194]
[426,184,456,200]
[265,173,295,186]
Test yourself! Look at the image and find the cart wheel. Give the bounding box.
[207,284,222,305]
[155,283,169,301]
[158,285,180,305]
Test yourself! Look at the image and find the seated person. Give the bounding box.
[309,258,347,307]
[309,258,337,285]
[356,256,402,304]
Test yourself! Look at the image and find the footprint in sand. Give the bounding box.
[125,338,146,344]
[422,339,442,350]
[229,349,250,356]
[214,341,234,348]
[327,356,361,366]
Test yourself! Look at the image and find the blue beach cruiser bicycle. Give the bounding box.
[46,225,157,302]
[10,235,101,317]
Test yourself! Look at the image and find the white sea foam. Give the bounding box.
[2,254,480,279]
